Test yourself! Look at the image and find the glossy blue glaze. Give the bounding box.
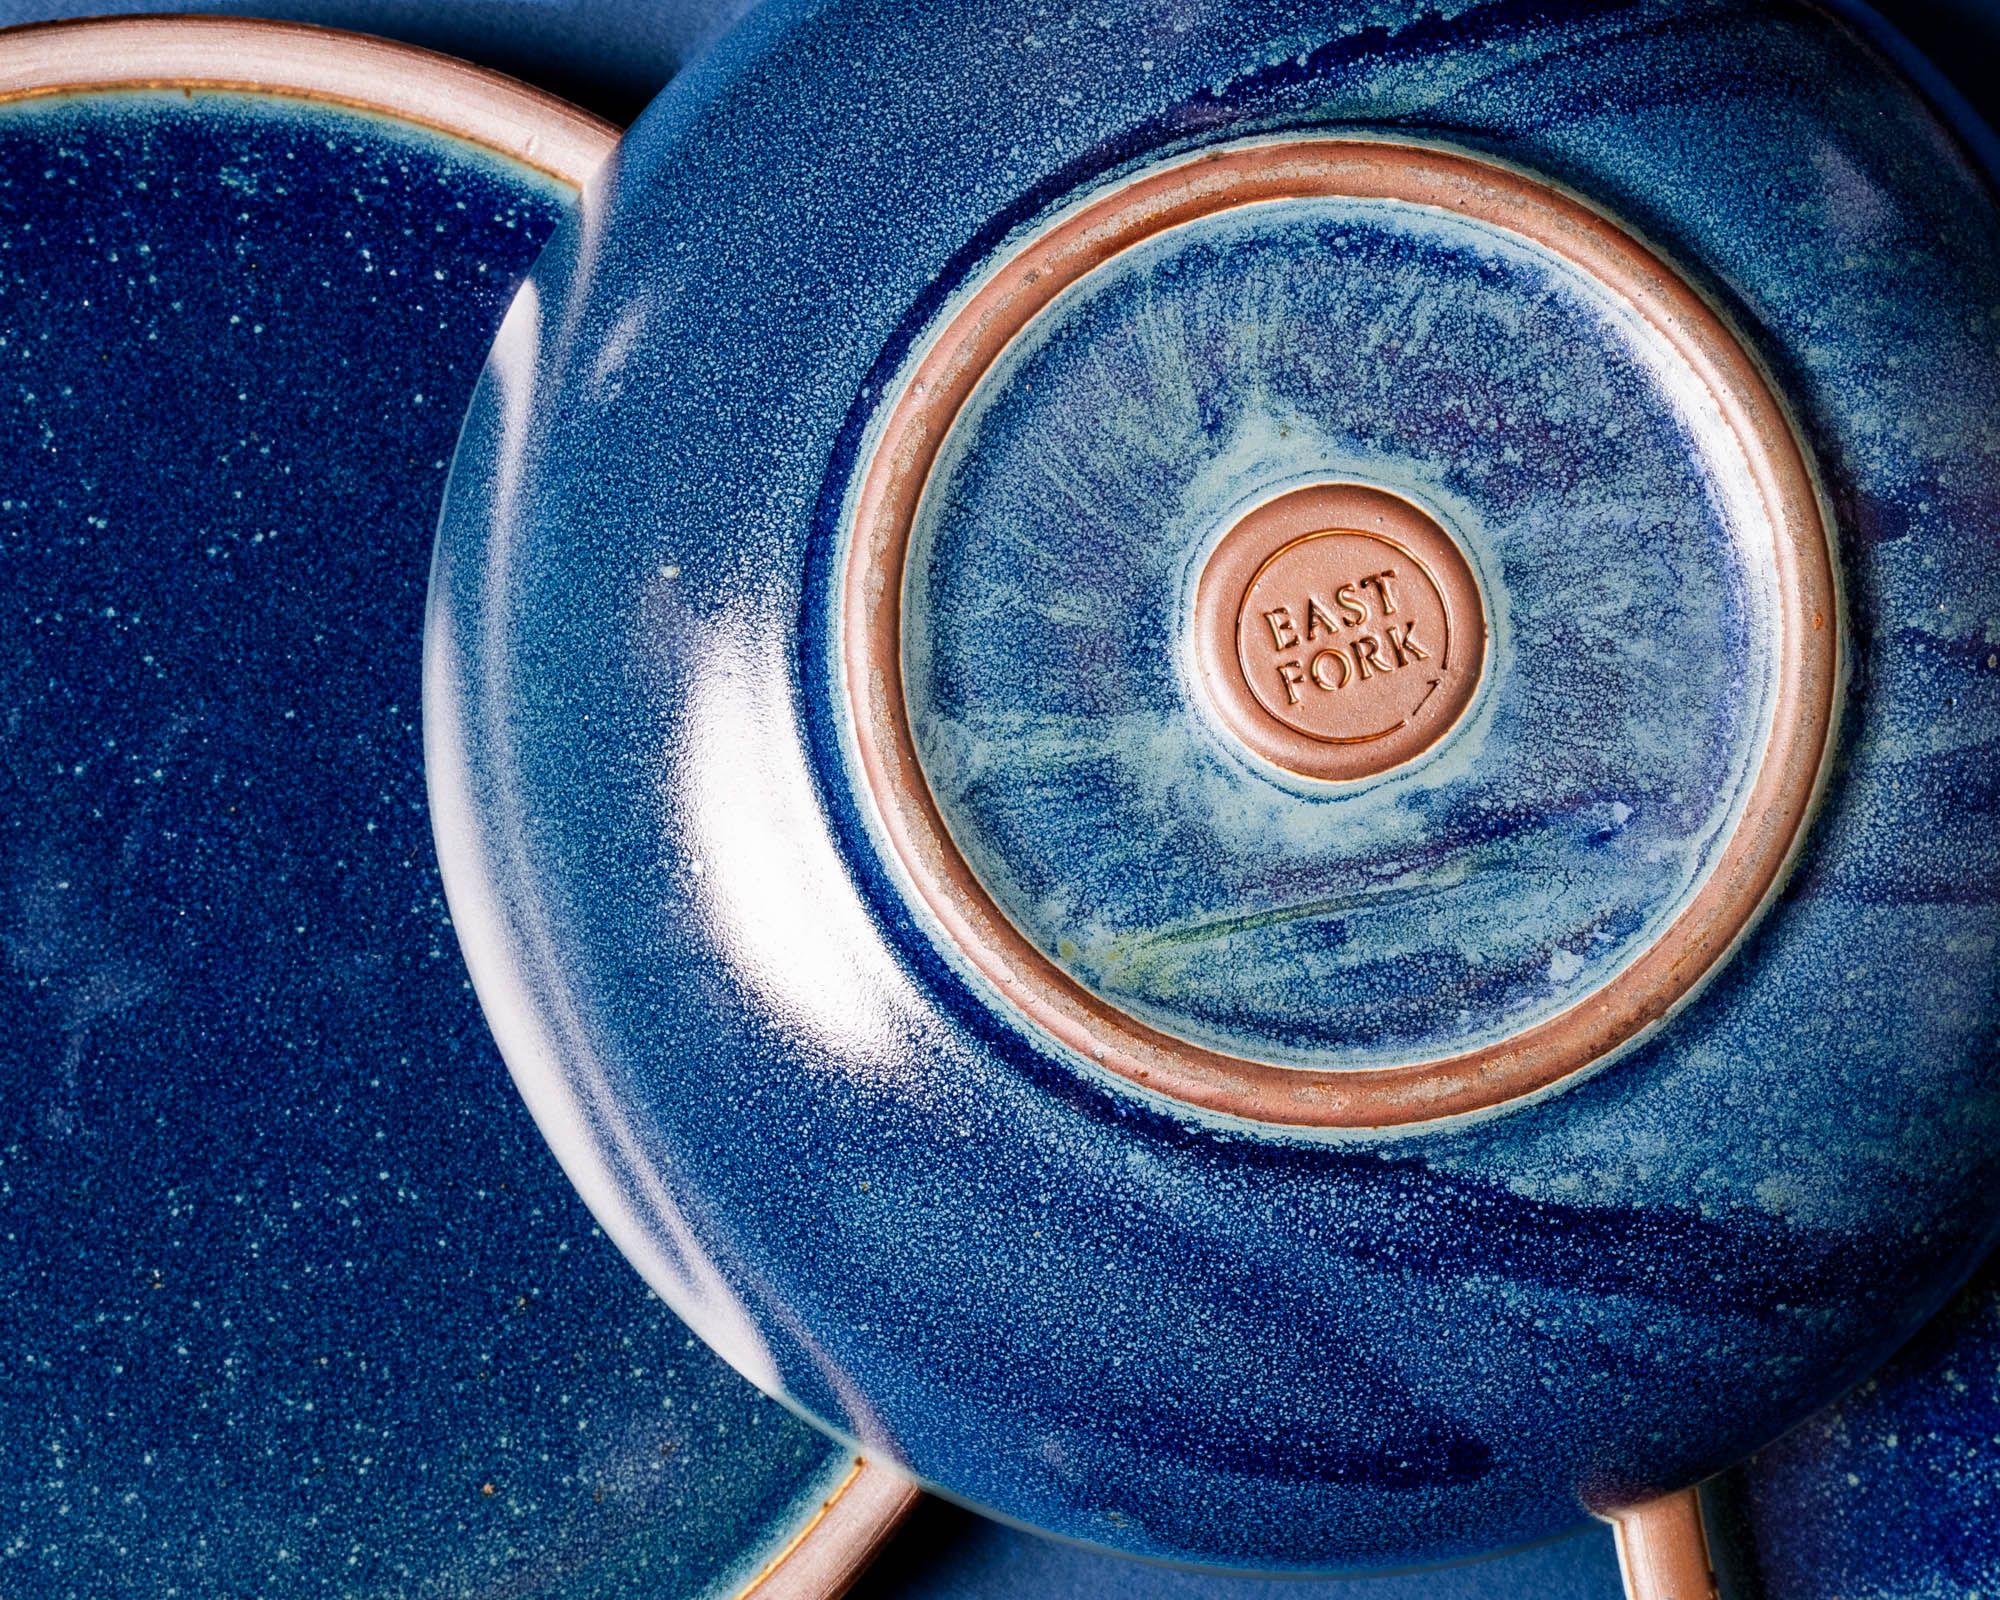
[0,88,850,1595]
[908,194,1770,1068]
[1718,1249,2000,1600]
[430,0,2000,1573]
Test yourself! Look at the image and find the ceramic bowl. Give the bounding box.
[428,0,2000,1575]
[0,18,909,1596]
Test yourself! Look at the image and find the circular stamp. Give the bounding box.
[1194,482,1486,781]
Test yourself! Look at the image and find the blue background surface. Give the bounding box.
[429,0,2000,1571]
[0,86,849,1596]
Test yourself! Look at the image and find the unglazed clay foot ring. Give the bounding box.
[841,136,1839,1130]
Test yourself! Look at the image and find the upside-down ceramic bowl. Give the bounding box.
[0,18,911,1596]
[427,0,2000,1576]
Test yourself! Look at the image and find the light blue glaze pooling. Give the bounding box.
[906,193,1772,1068]
[0,87,851,1597]
[429,0,2000,1574]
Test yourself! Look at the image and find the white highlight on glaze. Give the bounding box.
[553,146,614,365]
[679,621,932,1074]
[671,614,937,1460]
[425,280,781,1393]
[587,301,648,398]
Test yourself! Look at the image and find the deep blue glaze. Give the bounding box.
[1718,1249,2000,1600]
[908,195,1770,1068]
[0,89,850,1595]
[429,0,2000,1573]
[855,1504,1623,1600]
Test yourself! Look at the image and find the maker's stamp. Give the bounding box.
[1194,483,1486,781]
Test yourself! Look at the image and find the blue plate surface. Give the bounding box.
[430,0,2000,1575]
[1717,1246,2000,1600]
[0,74,857,1597]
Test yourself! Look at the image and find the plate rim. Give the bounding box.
[0,11,612,182]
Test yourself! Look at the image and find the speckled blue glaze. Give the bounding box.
[908,194,1771,1067]
[1715,1248,2000,1600]
[429,0,2000,1573]
[0,88,850,1595]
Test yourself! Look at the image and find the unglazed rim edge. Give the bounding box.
[1606,1488,1720,1600]
[0,13,616,183]
[0,16,918,1594]
[737,1458,922,1600]
[842,136,1842,1130]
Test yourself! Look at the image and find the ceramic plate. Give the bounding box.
[0,17,909,1596]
